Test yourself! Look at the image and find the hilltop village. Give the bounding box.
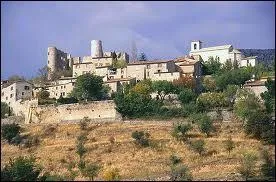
[2,39,263,115]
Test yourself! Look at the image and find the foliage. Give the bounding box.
[177,88,197,105]
[171,122,192,141]
[202,76,217,92]
[102,167,121,181]
[57,95,78,104]
[138,52,147,61]
[81,163,101,181]
[260,78,275,113]
[197,92,229,109]
[196,114,214,137]
[222,59,233,71]
[172,75,196,91]
[114,91,160,118]
[224,136,235,155]
[237,151,258,181]
[113,59,127,69]
[1,156,42,181]
[79,117,90,130]
[170,154,182,166]
[233,88,263,121]
[1,102,11,118]
[260,149,275,180]
[223,85,239,107]
[130,80,153,96]
[1,123,21,143]
[202,56,222,75]
[170,164,193,181]
[131,131,150,147]
[70,73,107,101]
[37,90,50,99]
[76,133,88,160]
[152,80,175,102]
[215,68,251,90]
[190,139,205,155]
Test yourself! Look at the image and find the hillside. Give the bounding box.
[238,49,275,66]
[1,119,275,181]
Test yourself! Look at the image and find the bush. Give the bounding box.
[131,131,150,147]
[1,123,21,143]
[237,151,258,181]
[38,90,50,99]
[79,117,90,130]
[57,96,78,104]
[1,102,12,118]
[197,92,229,109]
[224,136,235,155]
[171,122,192,141]
[1,156,42,181]
[170,164,193,181]
[81,163,101,181]
[190,139,205,156]
[76,133,87,160]
[170,154,182,166]
[102,167,121,181]
[189,113,214,137]
[177,89,197,105]
[260,149,275,180]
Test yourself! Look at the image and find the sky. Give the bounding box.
[1,1,275,80]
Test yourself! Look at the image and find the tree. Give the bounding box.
[190,139,205,155]
[177,89,197,105]
[1,123,21,143]
[138,52,147,61]
[172,75,196,91]
[1,156,42,181]
[130,80,153,96]
[222,59,233,71]
[170,164,193,181]
[223,85,239,107]
[261,78,275,113]
[70,73,107,101]
[260,149,275,180]
[202,76,217,92]
[37,90,50,100]
[1,102,10,118]
[224,136,235,155]
[171,122,192,141]
[202,56,222,75]
[81,163,101,181]
[197,92,229,109]
[197,114,214,137]
[152,80,175,102]
[238,152,258,181]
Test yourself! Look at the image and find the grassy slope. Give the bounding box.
[1,119,275,181]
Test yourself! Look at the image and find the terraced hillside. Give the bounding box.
[1,119,274,181]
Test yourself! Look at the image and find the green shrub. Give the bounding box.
[224,136,235,155]
[170,154,182,166]
[190,139,205,156]
[57,96,78,104]
[188,113,214,137]
[1,123,21,143]
[170,164,193,181]
[171,122,192,141]
[79,117,90,130]
[237,152,258,181]
[177,88,197,105]
[81,163,101,181]
[1,156,42,181]
[131,131,150,147]
[260,149,275,180]
[1,102,12,118]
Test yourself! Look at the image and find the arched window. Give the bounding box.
[194,43,197,50]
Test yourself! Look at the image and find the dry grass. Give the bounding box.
[1,120,274,181]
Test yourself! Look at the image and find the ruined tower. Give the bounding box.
[91,40,103,58]
[47,47,58,80]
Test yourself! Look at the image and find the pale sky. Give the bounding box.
[1,1,275,79]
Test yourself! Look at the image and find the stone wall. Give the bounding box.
[207,108,234,122]
[28,100,122,124]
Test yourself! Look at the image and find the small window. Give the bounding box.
[72,82,75,86]
[24,86,30,90]
[1,92,4,96]
[121,75,123,78]
[11,86,13,91]
[63,92,65,96]
[157,70,161,73]
[22,92,24,96]
[95,63,98,66]
[6,97,8,100]
[48,52,49,55]
[61,86,63,89]
[56,93,57,96]
[10,94,13,98]
[194,43,197,50]
[99,63,103,66]
[64,85,66,88]
[8,102,10,105]
[146,64,150,69]
[147,72,150,77]
[158,63,162,67]
[48,60,49,64]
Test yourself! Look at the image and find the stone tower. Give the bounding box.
[47,47,58,80]
[91,40,103,58]
[191,40,202,52]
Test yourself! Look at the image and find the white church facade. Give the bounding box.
[189,40,257,67]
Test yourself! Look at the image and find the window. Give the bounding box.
[64,85,66,88]
[157,70,161,73]
[72,82,75,86]
[121,75,123,78]
[24,86,30,90]
[158,63,162,67]
[99,63,103,66]
[61,86,63,89]
[48,52,49,55]
[217,57,220,61]
[11,86,13,91]
[62,92,65,96]
[1,92,4,96]
[56,87,58,90]
[48,60,49,64]
[6,97,8,100]
[10,94,13,98]
[147,72,149,77]
[146,64,151,69]
[56,93,58,96]
[194,43,197,50]
[9,102,10,105]
[95,63,98,66]
[22,92,25,96]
